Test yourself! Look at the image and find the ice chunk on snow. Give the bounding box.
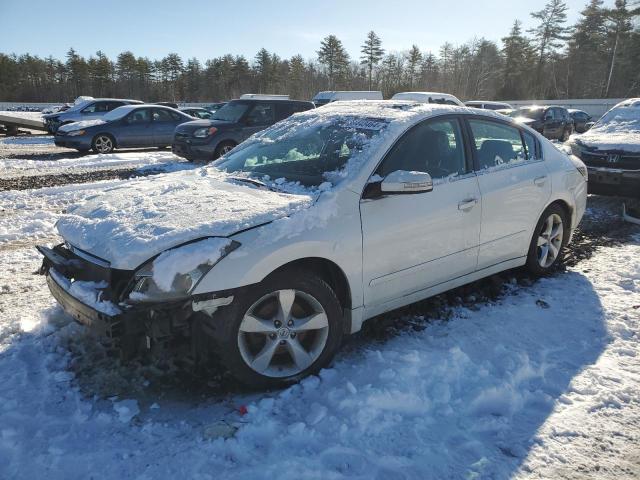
[113,399,139,423]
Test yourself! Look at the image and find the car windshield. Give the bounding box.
[511,108,544,120]
[103,107,133,122]
[211,102,250,122]
[213,117,388,187]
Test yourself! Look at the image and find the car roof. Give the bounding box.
[294,100,515,126]
[90,98,142,103]
[229,98,314,105]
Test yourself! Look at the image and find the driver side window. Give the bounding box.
[126,108,151,124]
[377,118,467,179]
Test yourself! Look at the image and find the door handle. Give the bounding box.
[534,175,547,187]
[458,198,478,211]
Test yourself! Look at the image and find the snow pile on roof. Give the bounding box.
[58,119,106,132]
[573,100,640,152]
[56,169,315,269]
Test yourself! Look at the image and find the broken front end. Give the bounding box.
[37,243,234,358]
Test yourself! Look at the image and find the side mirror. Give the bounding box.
[380,170,433,194]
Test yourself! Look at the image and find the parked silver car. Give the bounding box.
[43,98,143,133]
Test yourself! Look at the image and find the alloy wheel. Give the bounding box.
[537,213,564,268]
[94,136,113,153]
[237,289,330,378]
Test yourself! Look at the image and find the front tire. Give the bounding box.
[92,134,115,154]
[212,270,344,388]
[213,141,236,160]
[525,204,569,275]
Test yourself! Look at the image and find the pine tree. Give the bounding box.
[254,48,272,93]
[405,45,422,89]
[528,0,570,96]
[318,35,350,89]
[360,31,384,90]
[500,20,533,99]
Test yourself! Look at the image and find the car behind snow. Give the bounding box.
[568,98,640,197]
[38,101,587,388]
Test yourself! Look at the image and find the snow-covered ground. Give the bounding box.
[0,166,639,478]
[0,142,189,178]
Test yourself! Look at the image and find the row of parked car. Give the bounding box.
[49,92,637,198]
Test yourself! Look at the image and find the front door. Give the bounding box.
[360,116,482,307]
[467,118,551,269]
[119,108,153,147]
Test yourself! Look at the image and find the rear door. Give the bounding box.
[118,108,153,147]
[468,117,551,269]
[152,108,181,145]
[360,116,482,307]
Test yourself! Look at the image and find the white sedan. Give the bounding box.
[38,101,588,387]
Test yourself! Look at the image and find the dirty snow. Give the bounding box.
[0,183,639,478]
[0,150,187,178]
[0,110,43,121]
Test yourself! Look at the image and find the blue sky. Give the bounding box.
[1,0,590,62]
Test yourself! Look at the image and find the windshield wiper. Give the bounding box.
[229,176,279,191]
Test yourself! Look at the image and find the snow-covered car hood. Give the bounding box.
[58,119,107,133]
[573,122,640,153]
[55,169,315,269]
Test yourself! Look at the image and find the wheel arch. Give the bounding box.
[266,257,353,334]
[93,131,117,148]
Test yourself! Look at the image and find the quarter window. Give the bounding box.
[522,130,539,161]
[378,118,467,179]
[468,119,526,169]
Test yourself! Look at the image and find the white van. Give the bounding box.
[313,91,383,106]
[391,91,464,106]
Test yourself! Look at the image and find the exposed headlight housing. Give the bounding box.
[193,127,218,138]
[67,129,85,136]
[129,238,239,302]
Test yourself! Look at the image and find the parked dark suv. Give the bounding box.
[172,99,315,161]
[509,105,574,141]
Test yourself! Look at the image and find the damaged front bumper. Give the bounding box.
[37,244,231,356]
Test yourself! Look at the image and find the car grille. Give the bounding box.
[581,151,640,170]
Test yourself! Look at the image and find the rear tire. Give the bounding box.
[213,141,236,160]
[525,204,569,275]
[211,269,344,389]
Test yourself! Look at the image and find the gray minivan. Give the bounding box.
[43,98,143,133]
[172,98,314,161]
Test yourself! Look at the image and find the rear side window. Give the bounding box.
[378,118,467,179]
[153,109,174,122]
[469,119,526,169]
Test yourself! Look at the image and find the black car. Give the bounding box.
[510,105,574,141]
[569,99,640,198]
[172,99,315,161]
[568,109,593,133]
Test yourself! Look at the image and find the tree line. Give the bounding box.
[0,0,638,103]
